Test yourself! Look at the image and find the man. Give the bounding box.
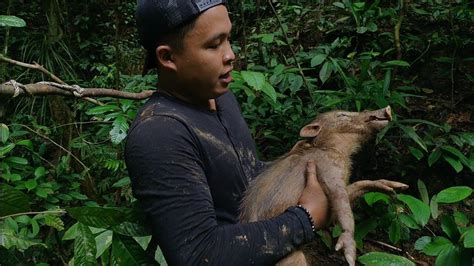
[125,1,330,264]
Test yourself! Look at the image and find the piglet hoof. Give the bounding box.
[335,231,356,266]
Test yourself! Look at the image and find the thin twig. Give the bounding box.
[0,210,66,220]
[11,123,90,173]
[267,0,312,96]
[366,238,402,252]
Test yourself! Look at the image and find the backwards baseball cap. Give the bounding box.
[137,0,227,75]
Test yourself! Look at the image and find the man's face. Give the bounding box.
[172,5,235,104]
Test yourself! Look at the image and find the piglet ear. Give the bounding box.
[300,123,321,138]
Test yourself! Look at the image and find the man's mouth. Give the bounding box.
[219,70,233,83]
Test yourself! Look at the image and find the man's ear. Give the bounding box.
[156,45,177,71]
[300,122,321,138]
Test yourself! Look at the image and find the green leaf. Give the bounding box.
[24,179,38,190]
[440,215,460,241]
[358,252,415,266]
[110,222,150,237]
[261,33,274,44]
[463,229,474,248]
[422,236,452,256]
[241,71,265,91]
[111,234,156,266]
[409,146,424,160]
[63,222,78,240]
[86,105,119,115]
[453,211,468,227]
[15,139,33,150]
[44,215,65,231]
[389,219,401,244]
[4,156,28,165]
[382,60,410,67]
[435,245,460,266]
[74,223,97,266]
[261,82,277,103]
[310,54,327,67]
[417,179,429,204]
[428,148,442,167]
[0,228,46,250]
[319,61,333,83]
[34,167,47,178]
[0,184,30,217]
[0,15,26,27]
[444,156,463,173]
[364,192,390,206]
[95,230,113,258]
[398,125,427,152]
[414,236,432,251]
[333,2,345,8]
[459,133,474,146]
[0,143,15,157]
[436,186,473,203]
[397,194,430,227]
[67,207,126,228]
[112,177,131,188]
[399,214,420,229]
[430,195,439,220]
[110,116,129,145]
[0,124,9,143]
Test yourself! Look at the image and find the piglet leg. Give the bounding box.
[347,179,409,202]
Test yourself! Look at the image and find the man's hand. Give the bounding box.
[298,160,330,229]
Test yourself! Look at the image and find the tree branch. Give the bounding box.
[0,55,154,101]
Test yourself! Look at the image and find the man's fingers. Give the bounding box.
[305,160,318,186]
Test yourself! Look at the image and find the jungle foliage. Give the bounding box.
[0,0,473,265]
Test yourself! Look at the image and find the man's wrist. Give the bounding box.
[295,204,316,234]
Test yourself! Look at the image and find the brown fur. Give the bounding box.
[240,107,398,266]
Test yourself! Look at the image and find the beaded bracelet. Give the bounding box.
[296,204,316,233]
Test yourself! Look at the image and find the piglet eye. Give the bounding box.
[337,113,347,117]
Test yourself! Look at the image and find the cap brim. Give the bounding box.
[142,49,157,76]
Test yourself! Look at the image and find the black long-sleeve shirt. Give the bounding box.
[124,91,314,265]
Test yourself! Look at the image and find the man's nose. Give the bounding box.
[223,42,235,65]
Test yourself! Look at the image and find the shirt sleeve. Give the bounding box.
[125,115,315,266]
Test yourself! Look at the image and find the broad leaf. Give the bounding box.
[463,228,474,248]
[95,230,113,258]
[310,54,327,67]
[63,222,78,240]
[0,184,30,217]
[74,223,97,266]
[0,228,46,250]
[435,245,460,266]
[443,156,463,173]
[0,16,26,27]
[430,195,439,220]
[398,125,427,152]
[364,192,390,206]
[440,215,459,241]
[428,148,442,166]
[436,186,472,203]
[67,207,126,228]
[397,194,430,227]
[422,236,452,256]
[417,179,429,204]
[241,71,265,91]
[86,105,119,115]
[389,220,401,244]
[111,234,156,266]
[399,214,420,229]
[110,222,150,237]
[110,115,129,145]
[414,236,431,251]
[358,252,415,266]
[0,124,9,143]
[319,61,333,83]
[381,60,410,67]
[0,143,15,157]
